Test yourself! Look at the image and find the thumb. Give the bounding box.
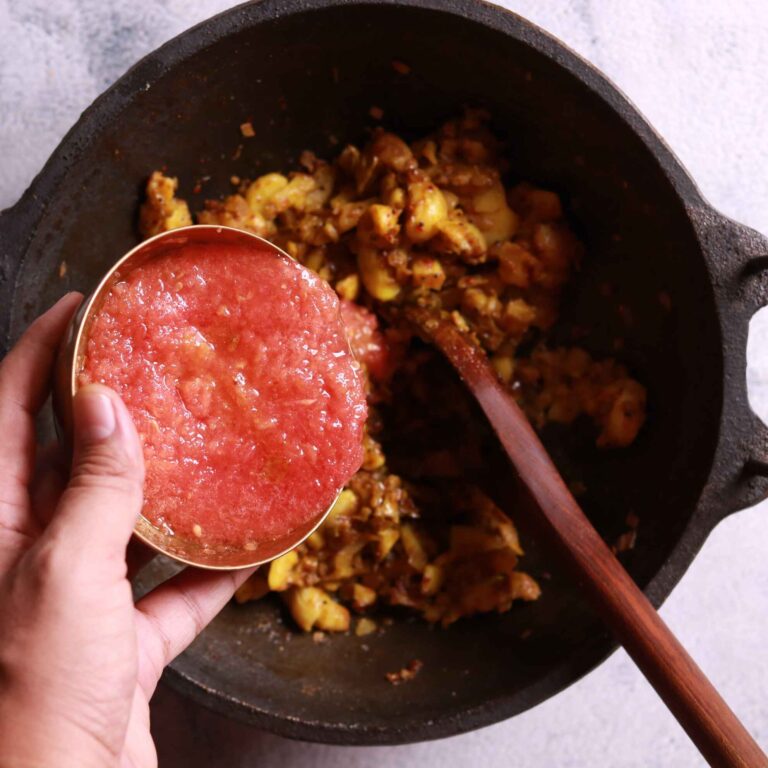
[47,384,145,560]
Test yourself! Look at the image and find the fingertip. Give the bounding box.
[73,383,144,472]
[75,382,120,405]
[46,291,84,321]
[111,390,145,470]
[52,383,145,556]
[73,385,116,443]
[58,290,84,305]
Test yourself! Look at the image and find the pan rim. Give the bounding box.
[4,0,728,745]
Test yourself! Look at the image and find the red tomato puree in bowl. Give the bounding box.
[79,239,367,550]
[339,300,393,382]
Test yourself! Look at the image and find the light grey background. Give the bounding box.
[2,1,767,765]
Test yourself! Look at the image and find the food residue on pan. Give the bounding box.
[355,617,377,636]
[391,60,411,75]
[386,659,423,685]
[613,512,640,554]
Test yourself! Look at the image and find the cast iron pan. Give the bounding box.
[1,0,768,746]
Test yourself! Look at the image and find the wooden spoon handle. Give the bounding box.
[418,312,767,768]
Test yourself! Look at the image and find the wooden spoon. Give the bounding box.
[407,306,767,768]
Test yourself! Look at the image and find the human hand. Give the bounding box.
[0,294,254,767]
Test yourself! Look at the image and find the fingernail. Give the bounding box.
[75,388,116,442]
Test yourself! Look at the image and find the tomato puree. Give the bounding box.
[339,300,393,382]
[80,240,367,549]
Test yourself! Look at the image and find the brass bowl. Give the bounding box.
[54,224,339,570]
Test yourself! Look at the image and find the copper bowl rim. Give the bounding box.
[55,224,345,571]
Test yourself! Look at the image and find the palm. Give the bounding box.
[0,295,251,768]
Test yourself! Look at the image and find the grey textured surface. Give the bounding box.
[2,0,767,765]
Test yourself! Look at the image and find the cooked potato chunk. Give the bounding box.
[246,172,289,215]
[432,219,487,263]
[139,172,192,237]
[405,180,448,242]
[284,587,351,632]
[234,571,270,604]
[268,550,299,591]
[411,256,446,290]
[357,204,400,248]
[357,246,401,301]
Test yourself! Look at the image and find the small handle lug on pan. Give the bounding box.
[737,230,768,509]
[740,411,768,484]
[689,205,768,311]
[702,410,768,518]
[738,253,768,311]
[745,456,768,476]
[692,205,768,516]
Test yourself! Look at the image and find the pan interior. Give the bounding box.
[11,3,721,742]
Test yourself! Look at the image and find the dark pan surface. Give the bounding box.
[4,0,768,745]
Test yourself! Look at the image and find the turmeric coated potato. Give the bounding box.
[139,172,192,236]
[405,180,448,242]
[357,246,401,301]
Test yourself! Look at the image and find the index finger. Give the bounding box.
[134,566,256,697]
[0,293,83,487]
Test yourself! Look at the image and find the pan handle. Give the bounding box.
[0,193,40,356]
[690,205,768,518]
